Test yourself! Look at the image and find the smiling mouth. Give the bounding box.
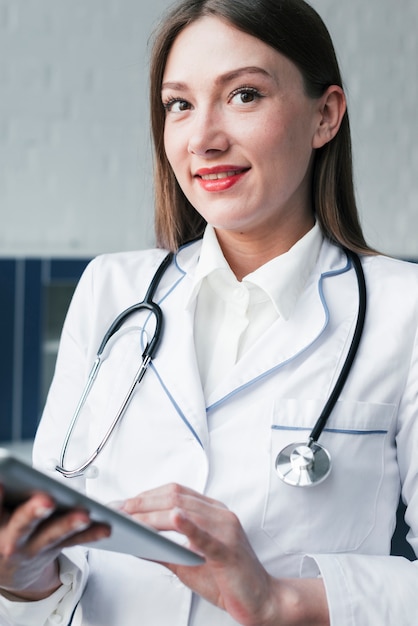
[199,169,247,180]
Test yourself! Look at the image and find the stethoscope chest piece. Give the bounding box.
[275,441,331,487]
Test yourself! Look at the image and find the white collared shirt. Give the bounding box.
[188,223,323,397]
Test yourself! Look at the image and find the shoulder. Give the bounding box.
[64,249,175,346]
[65,249,171,322]
[360,254,418,328]
[362,253,418,289]
[86,239,203,284]
[89,248,169,276]
[319,241,418,328]
[74,241,202,311]
[79,248,171,295]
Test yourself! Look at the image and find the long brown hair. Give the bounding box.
[149,0,374,254]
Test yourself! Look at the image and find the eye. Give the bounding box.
[162,98,191,113]
[229,86,263,105]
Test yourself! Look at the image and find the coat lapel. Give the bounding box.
[151,239,357,441]
[205,240,355,409]
[150,241,210,450]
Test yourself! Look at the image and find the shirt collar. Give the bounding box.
[186,223,323,320]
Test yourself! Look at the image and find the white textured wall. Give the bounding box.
[1,0,417,258]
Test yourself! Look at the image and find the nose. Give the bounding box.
[187,106,229,157]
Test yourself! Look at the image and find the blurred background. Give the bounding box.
[0,0,417,454]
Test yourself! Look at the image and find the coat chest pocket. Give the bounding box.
[262,399,396,554]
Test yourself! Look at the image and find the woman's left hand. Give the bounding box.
[121,484,328,626]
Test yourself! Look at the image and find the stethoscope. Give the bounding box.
[55,247,366,487]
[55,252,173,479]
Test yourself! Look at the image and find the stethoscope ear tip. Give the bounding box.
[275,442,331,487]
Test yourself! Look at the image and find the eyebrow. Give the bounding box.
[161,65,272,92]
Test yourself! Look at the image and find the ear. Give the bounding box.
[312,85,346,149]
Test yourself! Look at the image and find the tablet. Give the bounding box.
[0,448,203,566]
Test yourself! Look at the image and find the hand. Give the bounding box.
[122,484,329,626]
[0,487,110,601]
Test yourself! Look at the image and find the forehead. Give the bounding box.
[162,15,303,87]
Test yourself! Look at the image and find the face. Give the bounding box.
[162,16,328,250]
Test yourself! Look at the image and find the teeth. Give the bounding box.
[201,170,240,180]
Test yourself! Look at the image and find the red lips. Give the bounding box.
[194,166,250,192]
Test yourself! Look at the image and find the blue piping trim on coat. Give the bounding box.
[149,363,204,448]
[206,256,352,414]
[142,251,204,447]
[121,258,203,447]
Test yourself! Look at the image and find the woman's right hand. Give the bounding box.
[0,487,110,601]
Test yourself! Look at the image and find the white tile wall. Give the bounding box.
[0,0,417,258]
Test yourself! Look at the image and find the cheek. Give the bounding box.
[164,127,190,185]
[252,128,291,176]
[266,121,313,174]
[163,128,175,168]
[163,122,181,161]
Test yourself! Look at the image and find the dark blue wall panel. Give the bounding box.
[0,261,16,441]
[0,257,90,442]
[50,258,91,281]
[21,260,43,439]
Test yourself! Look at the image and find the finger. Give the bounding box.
[122,483,226,516]
[27,511,110,556]
[121,483,234,545]
[170,508,225,561]
[171,505,255,564]
[124,508,180,531]
[124,497,228,533]
[58,521,111,550]
[0,494,57,555]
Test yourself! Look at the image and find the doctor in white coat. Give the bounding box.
[1,1,418,625]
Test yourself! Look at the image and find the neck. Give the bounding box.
[214,218,315,281]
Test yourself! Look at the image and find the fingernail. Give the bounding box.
[107,500,126,511]
[72,519,90,531]
[35,506,54,519]
[173,507,187,521]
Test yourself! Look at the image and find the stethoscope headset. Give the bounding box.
[55,246,366,487]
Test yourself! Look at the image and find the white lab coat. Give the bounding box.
[23,239,418,624]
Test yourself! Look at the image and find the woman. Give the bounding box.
[1,0,417,624]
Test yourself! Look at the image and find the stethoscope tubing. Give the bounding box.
[55,252,173,478]
[308,249,367,444]
[96,252,174,359]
